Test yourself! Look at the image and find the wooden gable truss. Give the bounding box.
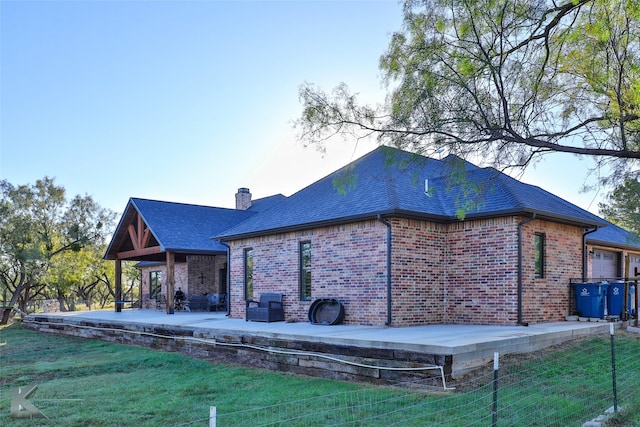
[110,210,176,315]
[117,213,161,260]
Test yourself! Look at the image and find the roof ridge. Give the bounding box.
[131,197,244,213]
[485,169,528,208]
[481,168,604,222]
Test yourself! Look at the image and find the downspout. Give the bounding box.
[517,213,536,326]
[377,214,392,326]
[582,227,599,281]
[218,240,231,316]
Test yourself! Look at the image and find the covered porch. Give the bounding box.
[104,198,255,314]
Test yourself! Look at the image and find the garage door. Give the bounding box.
[593,249,619,279]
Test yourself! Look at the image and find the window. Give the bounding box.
[150,271,162,299]
[300,241,312,300]
[534,233,545,279]
[244,248,254,300]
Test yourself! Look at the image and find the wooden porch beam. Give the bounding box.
[137,215,145,248]
[116,246,162,260]
[141,227,152,249]
[127,224,140,251]
[115,259,122,313]
[166,251,175,315]
[126,214,153,254]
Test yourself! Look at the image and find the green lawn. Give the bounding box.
[1,323,640,426]
[0,324,369,426]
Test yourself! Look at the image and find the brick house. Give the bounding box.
[106,146,640,325]
[216,147,640,326]
[104,194,284,311]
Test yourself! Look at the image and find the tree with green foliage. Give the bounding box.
[0,177,115,324]
[297,0,640,186]
[91,258,140,308]
[599,178,640,235]
[44,246,140,311]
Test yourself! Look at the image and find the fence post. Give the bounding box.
[610,324,618,413]
[492,352,499,427]
[210,406,216,427]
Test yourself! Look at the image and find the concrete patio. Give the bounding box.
[24,309,616,383]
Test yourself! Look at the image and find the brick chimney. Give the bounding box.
[235,187,252,210]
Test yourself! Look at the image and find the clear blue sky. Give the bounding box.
[1,0,605,217]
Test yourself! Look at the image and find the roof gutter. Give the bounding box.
[582,226,599,281]
[217,208,605,242]
[377,214,393,326]
[517,213,536,326]
[216,210,450,242]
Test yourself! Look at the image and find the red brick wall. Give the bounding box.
[520,220,582,323]
[227,215,585,326]
[444,217,519,324]
[139,262,188,308]
[389,218,446,325]
[138,255,226,308]
[187,255,227,296]
[228,220,388,324]
[443,217,583,325]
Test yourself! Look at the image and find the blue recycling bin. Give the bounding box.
[607,282,625,317]
[573,283,606,318]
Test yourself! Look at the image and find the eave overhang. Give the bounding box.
[586,238,640,252]
[217,207,606,242]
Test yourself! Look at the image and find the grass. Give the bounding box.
[0,323,365,426]
[2,323,640,426]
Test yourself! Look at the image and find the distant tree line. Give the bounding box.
[0,177,138,325]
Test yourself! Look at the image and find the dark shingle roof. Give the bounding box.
[217,146,607,240]
[104,198,257,259]
[247,194,287,212]
[131,198,255,252]
[433,167,607,225]
[588,220,640,250]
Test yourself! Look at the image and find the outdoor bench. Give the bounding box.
[115,300,133,309]
[188,295,211,311]
[115,294,134,309]
[188,294,226,312]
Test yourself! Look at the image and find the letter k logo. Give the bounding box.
[11,385,47,419]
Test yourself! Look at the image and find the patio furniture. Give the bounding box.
[115,293,134,310]
[186,293,228,312]
[246,293,284,322]
[174,299,190,312]
[208,293,227,312]
[155,294,166,310]
[174,288,188,312]
[188,295,211,311]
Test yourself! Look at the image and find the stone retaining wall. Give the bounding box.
[24,316,453,387]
